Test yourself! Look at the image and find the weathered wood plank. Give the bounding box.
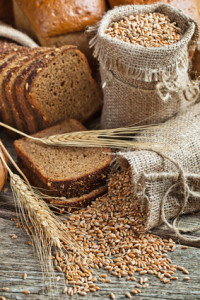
[1,130,200,299]
[1,216,200,299]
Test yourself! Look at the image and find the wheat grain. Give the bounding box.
[49,169,187,297]
[106,12,182,47]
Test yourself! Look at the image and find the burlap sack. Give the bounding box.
[89,4,200,129]
[0,22,38,48]
[110,102,200,242]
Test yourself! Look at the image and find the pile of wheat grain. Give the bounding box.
[52,169,189,297]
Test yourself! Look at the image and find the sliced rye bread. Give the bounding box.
[4,47,54,133]
[24,47,102,126]
[18,161,107,207]
[0,52,18,121]
[0,48,28,124]
[14,119,112,198]
[15,47,75,134]
[0,48,36,128]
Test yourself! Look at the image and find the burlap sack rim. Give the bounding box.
[89,4,199,81]
[98,4,198,51]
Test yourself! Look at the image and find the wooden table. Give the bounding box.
[0,130,200,300]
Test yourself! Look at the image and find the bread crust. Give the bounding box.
[14,0,106,38]
[18,161,107,207]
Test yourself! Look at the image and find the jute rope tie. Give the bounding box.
[142,150,200,243]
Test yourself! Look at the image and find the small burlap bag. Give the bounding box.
[89,4,200,129]
[110,102,200,243]
[0,21,38,47]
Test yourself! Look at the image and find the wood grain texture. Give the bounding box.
[0,130,200,299]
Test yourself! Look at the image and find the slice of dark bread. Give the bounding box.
[17,161,107,207]
[25,47,102,126]
[14,48,74,134]
[14,119,112,198]
[5,47,53,133]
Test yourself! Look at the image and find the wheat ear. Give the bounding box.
[0,142,83,292]
[0,121,166,149]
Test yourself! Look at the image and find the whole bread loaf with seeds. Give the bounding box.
[13,0,106,69]
[14,119,112,201]
[0,41,102,134]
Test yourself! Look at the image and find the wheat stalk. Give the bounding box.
[0,121,167,149]
[0,141,84,293]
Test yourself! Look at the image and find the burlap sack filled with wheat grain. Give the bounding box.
[109,102,200,232]
[89,4,200,129]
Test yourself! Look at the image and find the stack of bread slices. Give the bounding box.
[14,119,112,207]
[0,40,102,134]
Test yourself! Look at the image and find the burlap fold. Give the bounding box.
[89,4,200,129]
[110,103,200,242]
[0,22,38,48]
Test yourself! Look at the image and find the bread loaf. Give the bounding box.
[0,141,7,192]
[13,0,106,68]
[14,119,112,202]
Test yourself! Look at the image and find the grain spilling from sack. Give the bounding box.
[105,12,182,47]
[52,190,188,297]
[89,4,199,129]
